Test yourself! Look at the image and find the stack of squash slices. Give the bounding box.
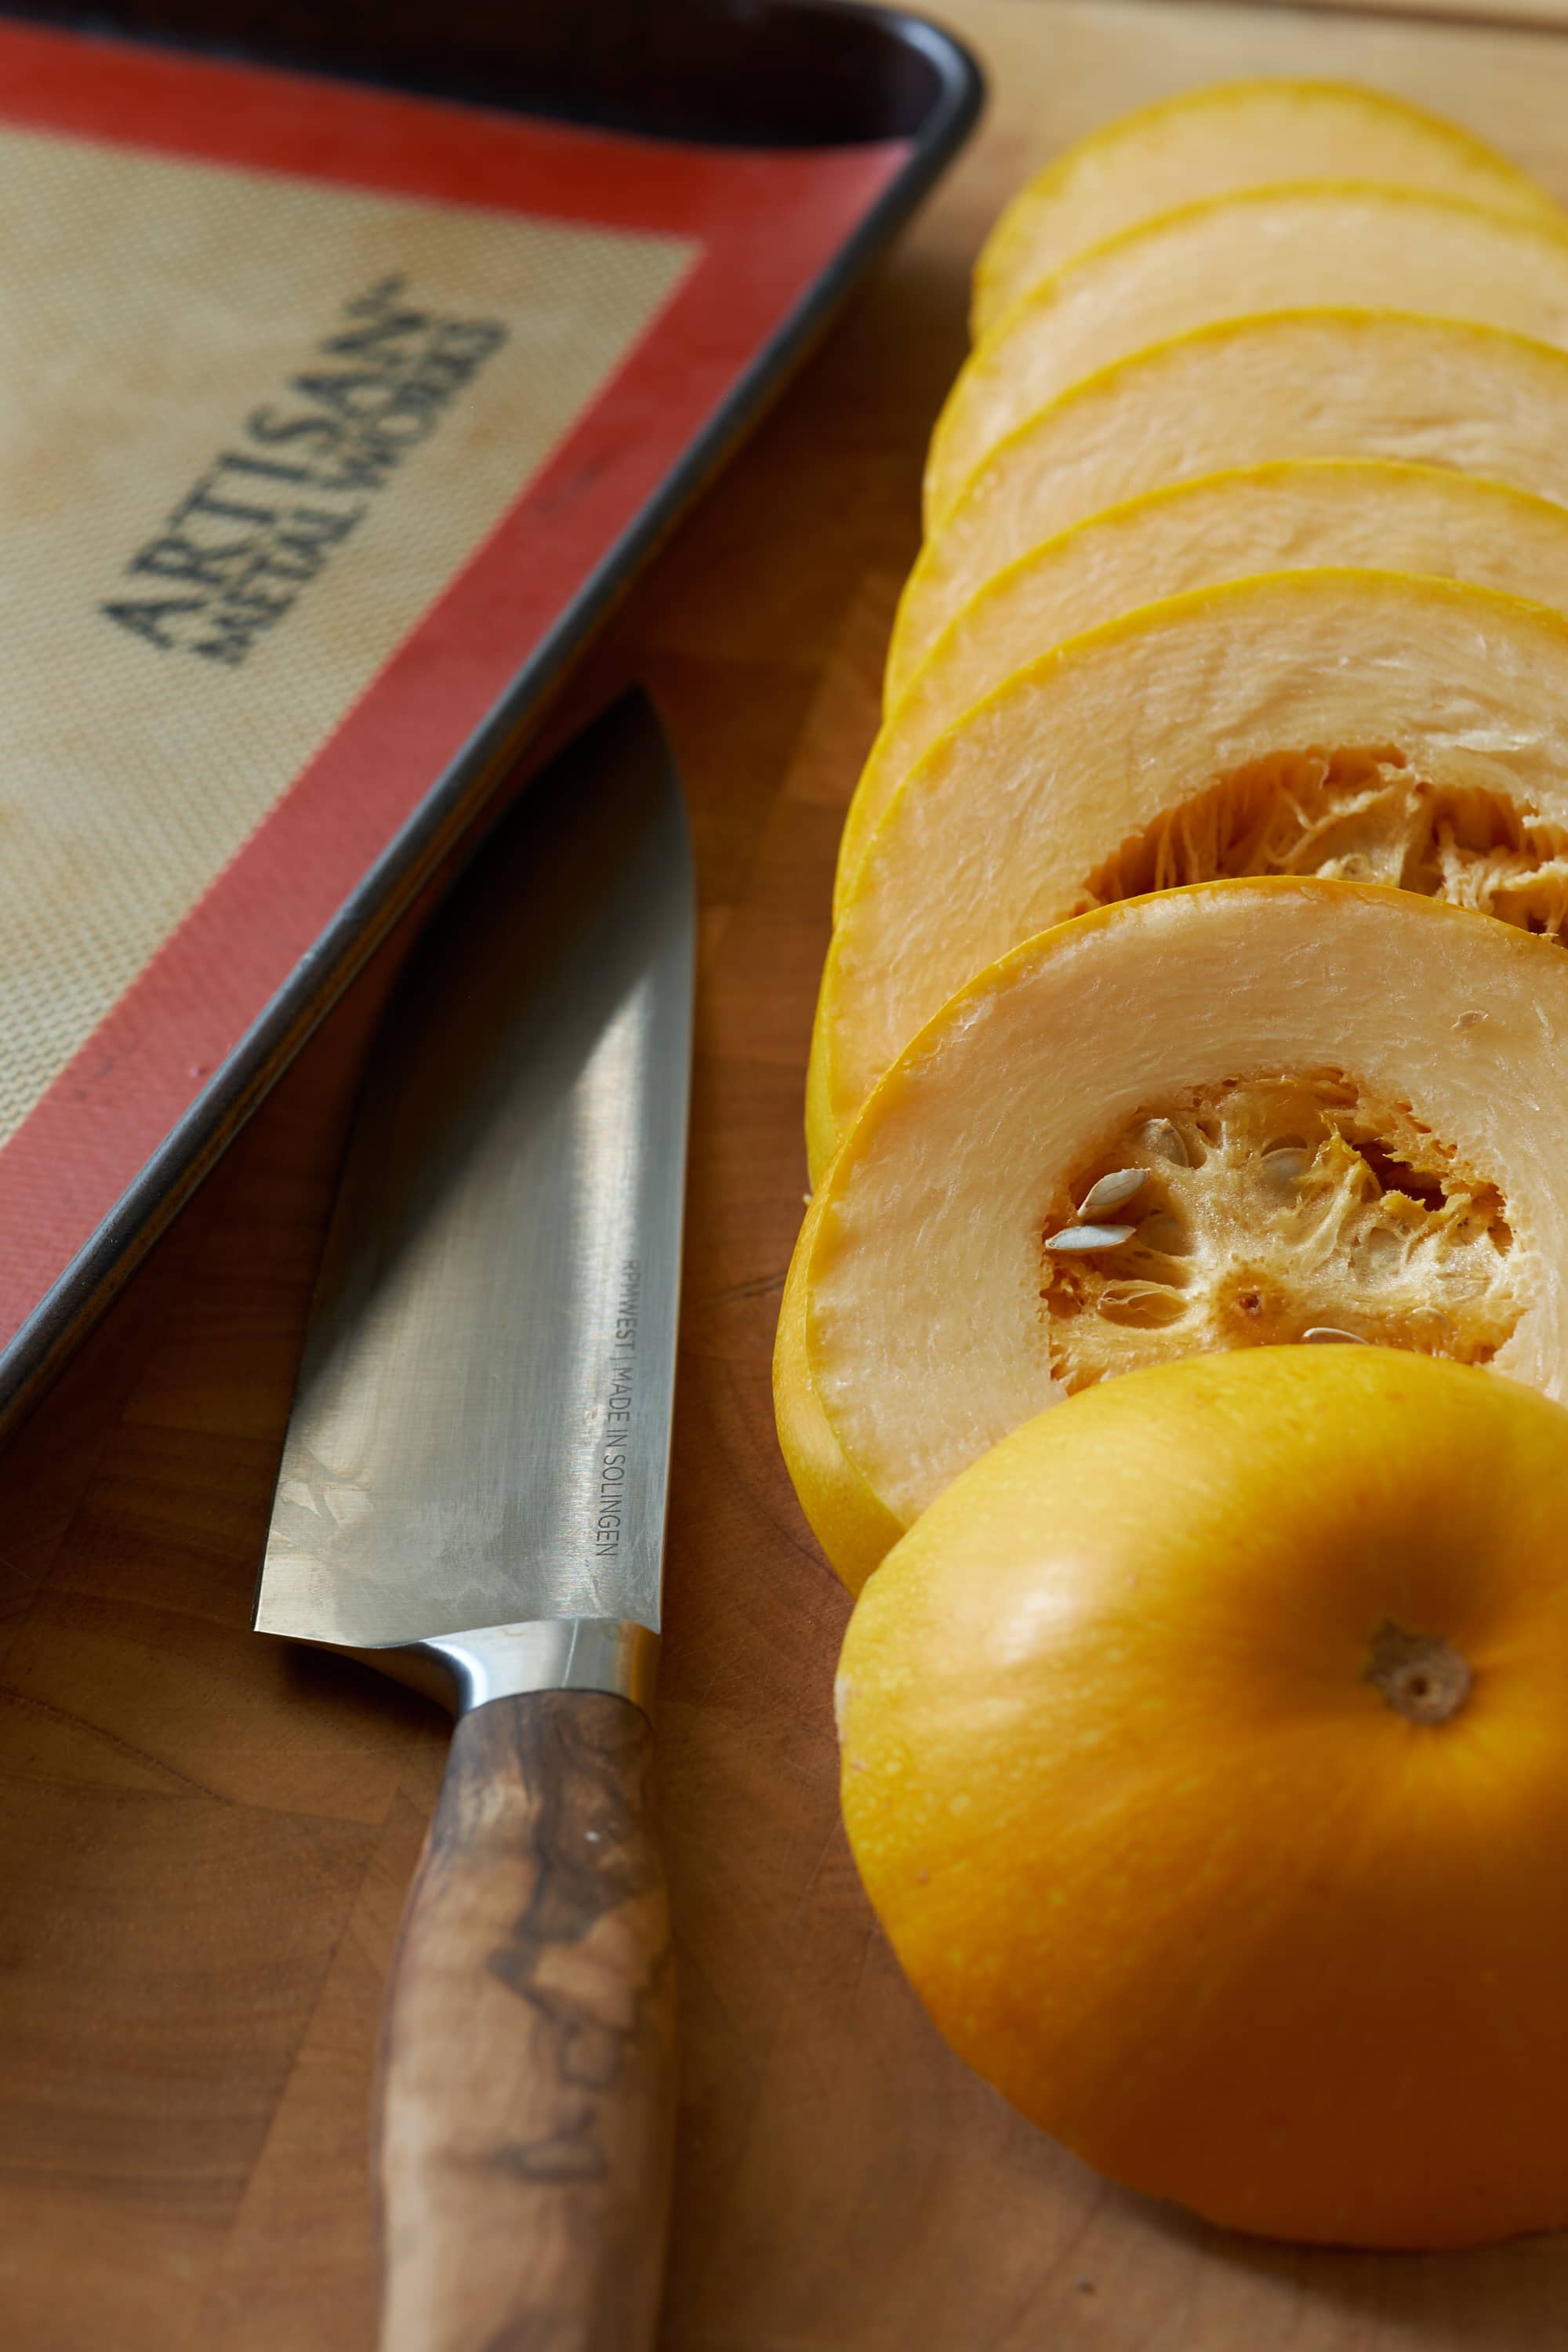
[776,78,1568,1595]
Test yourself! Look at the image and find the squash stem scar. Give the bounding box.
[1365,1620,1473,1724]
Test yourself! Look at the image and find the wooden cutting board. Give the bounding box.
[8,2,1568,2344]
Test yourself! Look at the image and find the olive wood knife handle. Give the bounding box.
[376,1688,675,2352]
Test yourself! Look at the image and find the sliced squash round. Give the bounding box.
[779,878,1568,1591]
[973,78,1559,337]
[927,187,1568,528]
[811,570,1568,1181]
[837,461,1568,918]
[894,313,1568,702]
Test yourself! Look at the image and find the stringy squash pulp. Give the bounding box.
[927,185,1568,527]
[778,880,1568,1592]
[837,1347,1568,2248]
[892,312,1568,699]
[811,569,1568,1179]
[837,461,1568,916]
[971,77,1558,334]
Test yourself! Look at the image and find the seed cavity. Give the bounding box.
[1040,1070,1522,1392]
[1136,1212,1185,1256]
[1076,747,1568,941]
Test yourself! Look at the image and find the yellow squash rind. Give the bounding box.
[931,185,1568,526]
[973,76,1560,334]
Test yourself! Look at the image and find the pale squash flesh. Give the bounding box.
[927,187,1568,528]
[814,570,1568,1178]
[893,314,1568,700]
[779,880,1568,1591]
[837,461,1568,917]
[973,78,1559,336]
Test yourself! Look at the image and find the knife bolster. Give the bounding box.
[361,1617,660,1719]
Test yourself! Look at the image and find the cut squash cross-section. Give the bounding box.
[894,312,1568,700]
[779,879,1568,1593]
[972,76,1559,336]
[838,460,1568,916]
[811,569,1568,1180]
[927,185,1568,528]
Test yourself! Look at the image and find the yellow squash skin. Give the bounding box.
[929,184,1568,528]
[773,1184,904,1589]
[838,1347,1568,2249]
[837,459,1568,919]
[892,310,1568,702]
[972,78,1559,336]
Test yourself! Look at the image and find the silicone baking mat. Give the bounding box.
[0,9,978,1417]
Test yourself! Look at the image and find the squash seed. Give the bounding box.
[1135,1118,1189,1166]
[1077,1168,1147,1218]
[1261,1145,1310,1182]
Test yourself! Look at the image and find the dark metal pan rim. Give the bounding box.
[7,0,976,148]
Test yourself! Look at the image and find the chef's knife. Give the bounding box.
[253,690,693,2352]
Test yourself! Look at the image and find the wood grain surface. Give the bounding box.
[378,1693,674,2352]
[9,3,1568,2346]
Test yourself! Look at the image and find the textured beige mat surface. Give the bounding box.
[2,122,691,1142]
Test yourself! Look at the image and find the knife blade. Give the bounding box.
[253,689,693,2352]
